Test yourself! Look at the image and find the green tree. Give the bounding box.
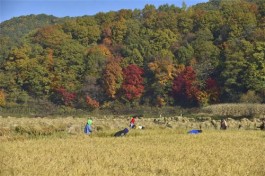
[51,40,86,91]
[142,4,157,29]
[111,17,127,44]
[192,28,220,84]
[62,18,100,46]
[244,41,265,91]
[176,44,194,65]
[177,10,193,34]
[220,0,257,38]
[84,45,111,78]
[157,4,180,32]
[220,39,249,101]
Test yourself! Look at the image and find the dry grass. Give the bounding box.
[1,117,265,176]
[203,103,265,117]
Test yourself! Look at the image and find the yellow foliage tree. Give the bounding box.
[87,44,112,58]
[148,57,177,85]
[0,90,6,107]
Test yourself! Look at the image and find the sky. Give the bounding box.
[0,0,209,23]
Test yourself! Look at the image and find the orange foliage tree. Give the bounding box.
[102,57,123,99]
[86,96,100,110]
[0,90,6,107]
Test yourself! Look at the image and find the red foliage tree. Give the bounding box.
[205,77,220,103]
[55,87,76,106]
[172,72,186,100]
[172,66,200,105]
[184,66,200,99]
[122,64,144,101]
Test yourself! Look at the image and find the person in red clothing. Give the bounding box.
[130,116,136,128]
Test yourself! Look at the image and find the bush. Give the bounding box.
[239,91,262,103]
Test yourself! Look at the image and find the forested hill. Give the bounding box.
[0,14,67,61]
[0,14,59,38]
[0,0,264,112]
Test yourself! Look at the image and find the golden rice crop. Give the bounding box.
[1,126,264,176]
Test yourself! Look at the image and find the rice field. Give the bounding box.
[1,117,265,176]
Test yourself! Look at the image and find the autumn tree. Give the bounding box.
[86,96,100,110]
[122,64,144,101]
[52,87,76,106]
[205,77,220,103]
[0,90,6,107]
[102,57,123,99]
[172,66,200,106]
[147,57,177,106]
[0,0,265,109]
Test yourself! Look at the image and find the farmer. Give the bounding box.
[114,128,129,137]
[84,119,93,134]
[129,116,136,129]
[220,119,228,130]
[188,129,203,134]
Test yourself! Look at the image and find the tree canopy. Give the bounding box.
[1,0,265,111]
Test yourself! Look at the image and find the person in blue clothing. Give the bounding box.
[84,119,93,134]
[188,129,202,134]
[114,128,129,137]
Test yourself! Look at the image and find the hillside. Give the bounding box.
[0,0,264,115]
[0,14,66,61]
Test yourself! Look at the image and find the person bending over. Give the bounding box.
[114,128,129,137]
